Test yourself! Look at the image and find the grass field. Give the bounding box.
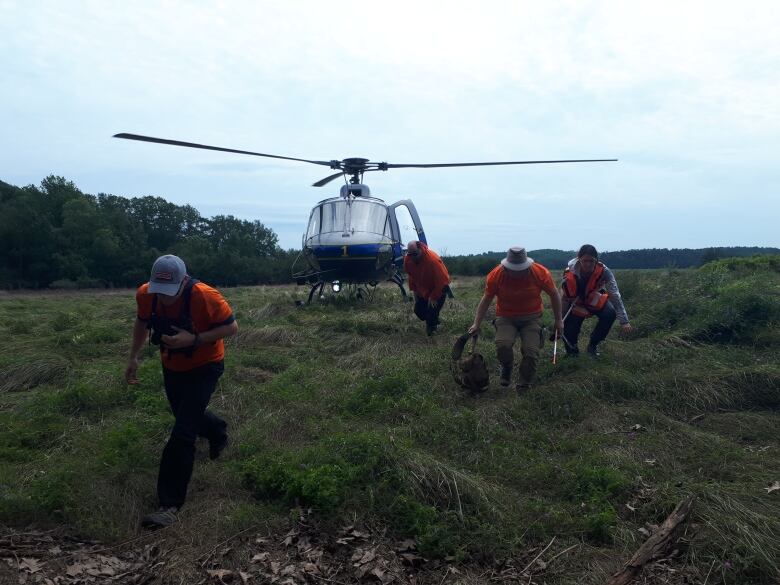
[1,256,779,584]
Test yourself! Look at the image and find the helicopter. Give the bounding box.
[114,133,616,302]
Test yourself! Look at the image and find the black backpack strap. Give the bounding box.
[180,277,200,322]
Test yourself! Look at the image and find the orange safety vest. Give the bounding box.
[562,262,609,318]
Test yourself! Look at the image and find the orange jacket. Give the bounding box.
[136,281,235,371]
[403,243,450,300]
[485,263,557,317]
[561,262,609,317]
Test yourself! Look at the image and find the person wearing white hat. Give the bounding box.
[125,254,239,529]
[468,247,563,392]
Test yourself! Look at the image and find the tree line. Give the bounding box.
[442,246,780,275]
[2,176,777,289]
[0,176,292,289]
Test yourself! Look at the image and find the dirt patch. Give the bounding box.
[2,511,705,585]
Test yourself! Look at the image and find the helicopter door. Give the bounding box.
[388,200,427,260]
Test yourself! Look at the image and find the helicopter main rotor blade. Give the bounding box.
[312,171,346,187]
[114,133,335,167]
[384,159,617,169]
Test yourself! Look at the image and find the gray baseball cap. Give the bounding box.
[148,254,187,296]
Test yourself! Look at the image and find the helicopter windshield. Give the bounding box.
[307,199,389,239]
[350,200,388,235]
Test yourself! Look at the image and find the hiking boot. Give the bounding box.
[499,364,512,387]
[516,382,532,395]
[141,507,178,529]
[209,434,229,460]
[565,347,580,358]
[586,344,600,358]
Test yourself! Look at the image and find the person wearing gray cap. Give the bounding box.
[125,254,238,529]
[468,247,563,393]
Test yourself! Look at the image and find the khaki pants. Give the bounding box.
[494,312,543,386]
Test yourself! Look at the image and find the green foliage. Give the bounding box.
[630,256,780,346]
[241,431,389,512]
[0,175,289,289]
[0,411,67,462]
[98,421,150,472]
[443,247,780,275]
[344,373,423,418]
[53,380,127,416]
[387,495,465,558]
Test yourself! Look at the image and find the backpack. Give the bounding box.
[451,332,489,394]
[149,278,200,357]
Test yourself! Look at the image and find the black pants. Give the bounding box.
[564,301,617,352]
[158,360,227,509]
[414,293,446,330]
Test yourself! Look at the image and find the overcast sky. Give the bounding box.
[1,1,778,254]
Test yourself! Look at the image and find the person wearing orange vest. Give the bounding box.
[125,254,239,529]
[560,244,632,357]
[468,247,563,393]
[404,240,452,335]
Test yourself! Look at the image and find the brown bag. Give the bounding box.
[451,333,490,394]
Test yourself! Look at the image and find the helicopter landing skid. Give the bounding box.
[348,283,377,302]
[390,272,409,301]
[306,281,325,304]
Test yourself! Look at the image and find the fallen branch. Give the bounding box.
[606,495,694,585]
[519,536,556,575]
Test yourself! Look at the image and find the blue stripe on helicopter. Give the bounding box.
[312,243,389,258]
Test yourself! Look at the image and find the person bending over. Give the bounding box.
[404,240,451,336]
[469,247,563,393]
[560,244,632,357]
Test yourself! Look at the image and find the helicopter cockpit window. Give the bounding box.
[306,210,320,240]
[350,200,388,236]
[319,201,349,234]
[310,200,388,237]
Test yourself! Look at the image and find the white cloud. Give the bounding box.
[1,0,778,252]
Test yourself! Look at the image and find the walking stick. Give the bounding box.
[552,330,559,364]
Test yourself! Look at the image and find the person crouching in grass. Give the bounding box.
[560,244,633,357]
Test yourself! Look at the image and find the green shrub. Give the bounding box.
[388,494,463,558]
[345,374,413,417]
[241,431,390,512]
[98,421,151,473]
[54,381,126,415]
[51,311,78,331]
[0,412,67,461]
[564,465,630,543]
[691,283,778,344]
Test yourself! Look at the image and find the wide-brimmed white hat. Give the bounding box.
[500,246,534,271]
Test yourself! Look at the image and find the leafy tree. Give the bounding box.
[129,196,203,253]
